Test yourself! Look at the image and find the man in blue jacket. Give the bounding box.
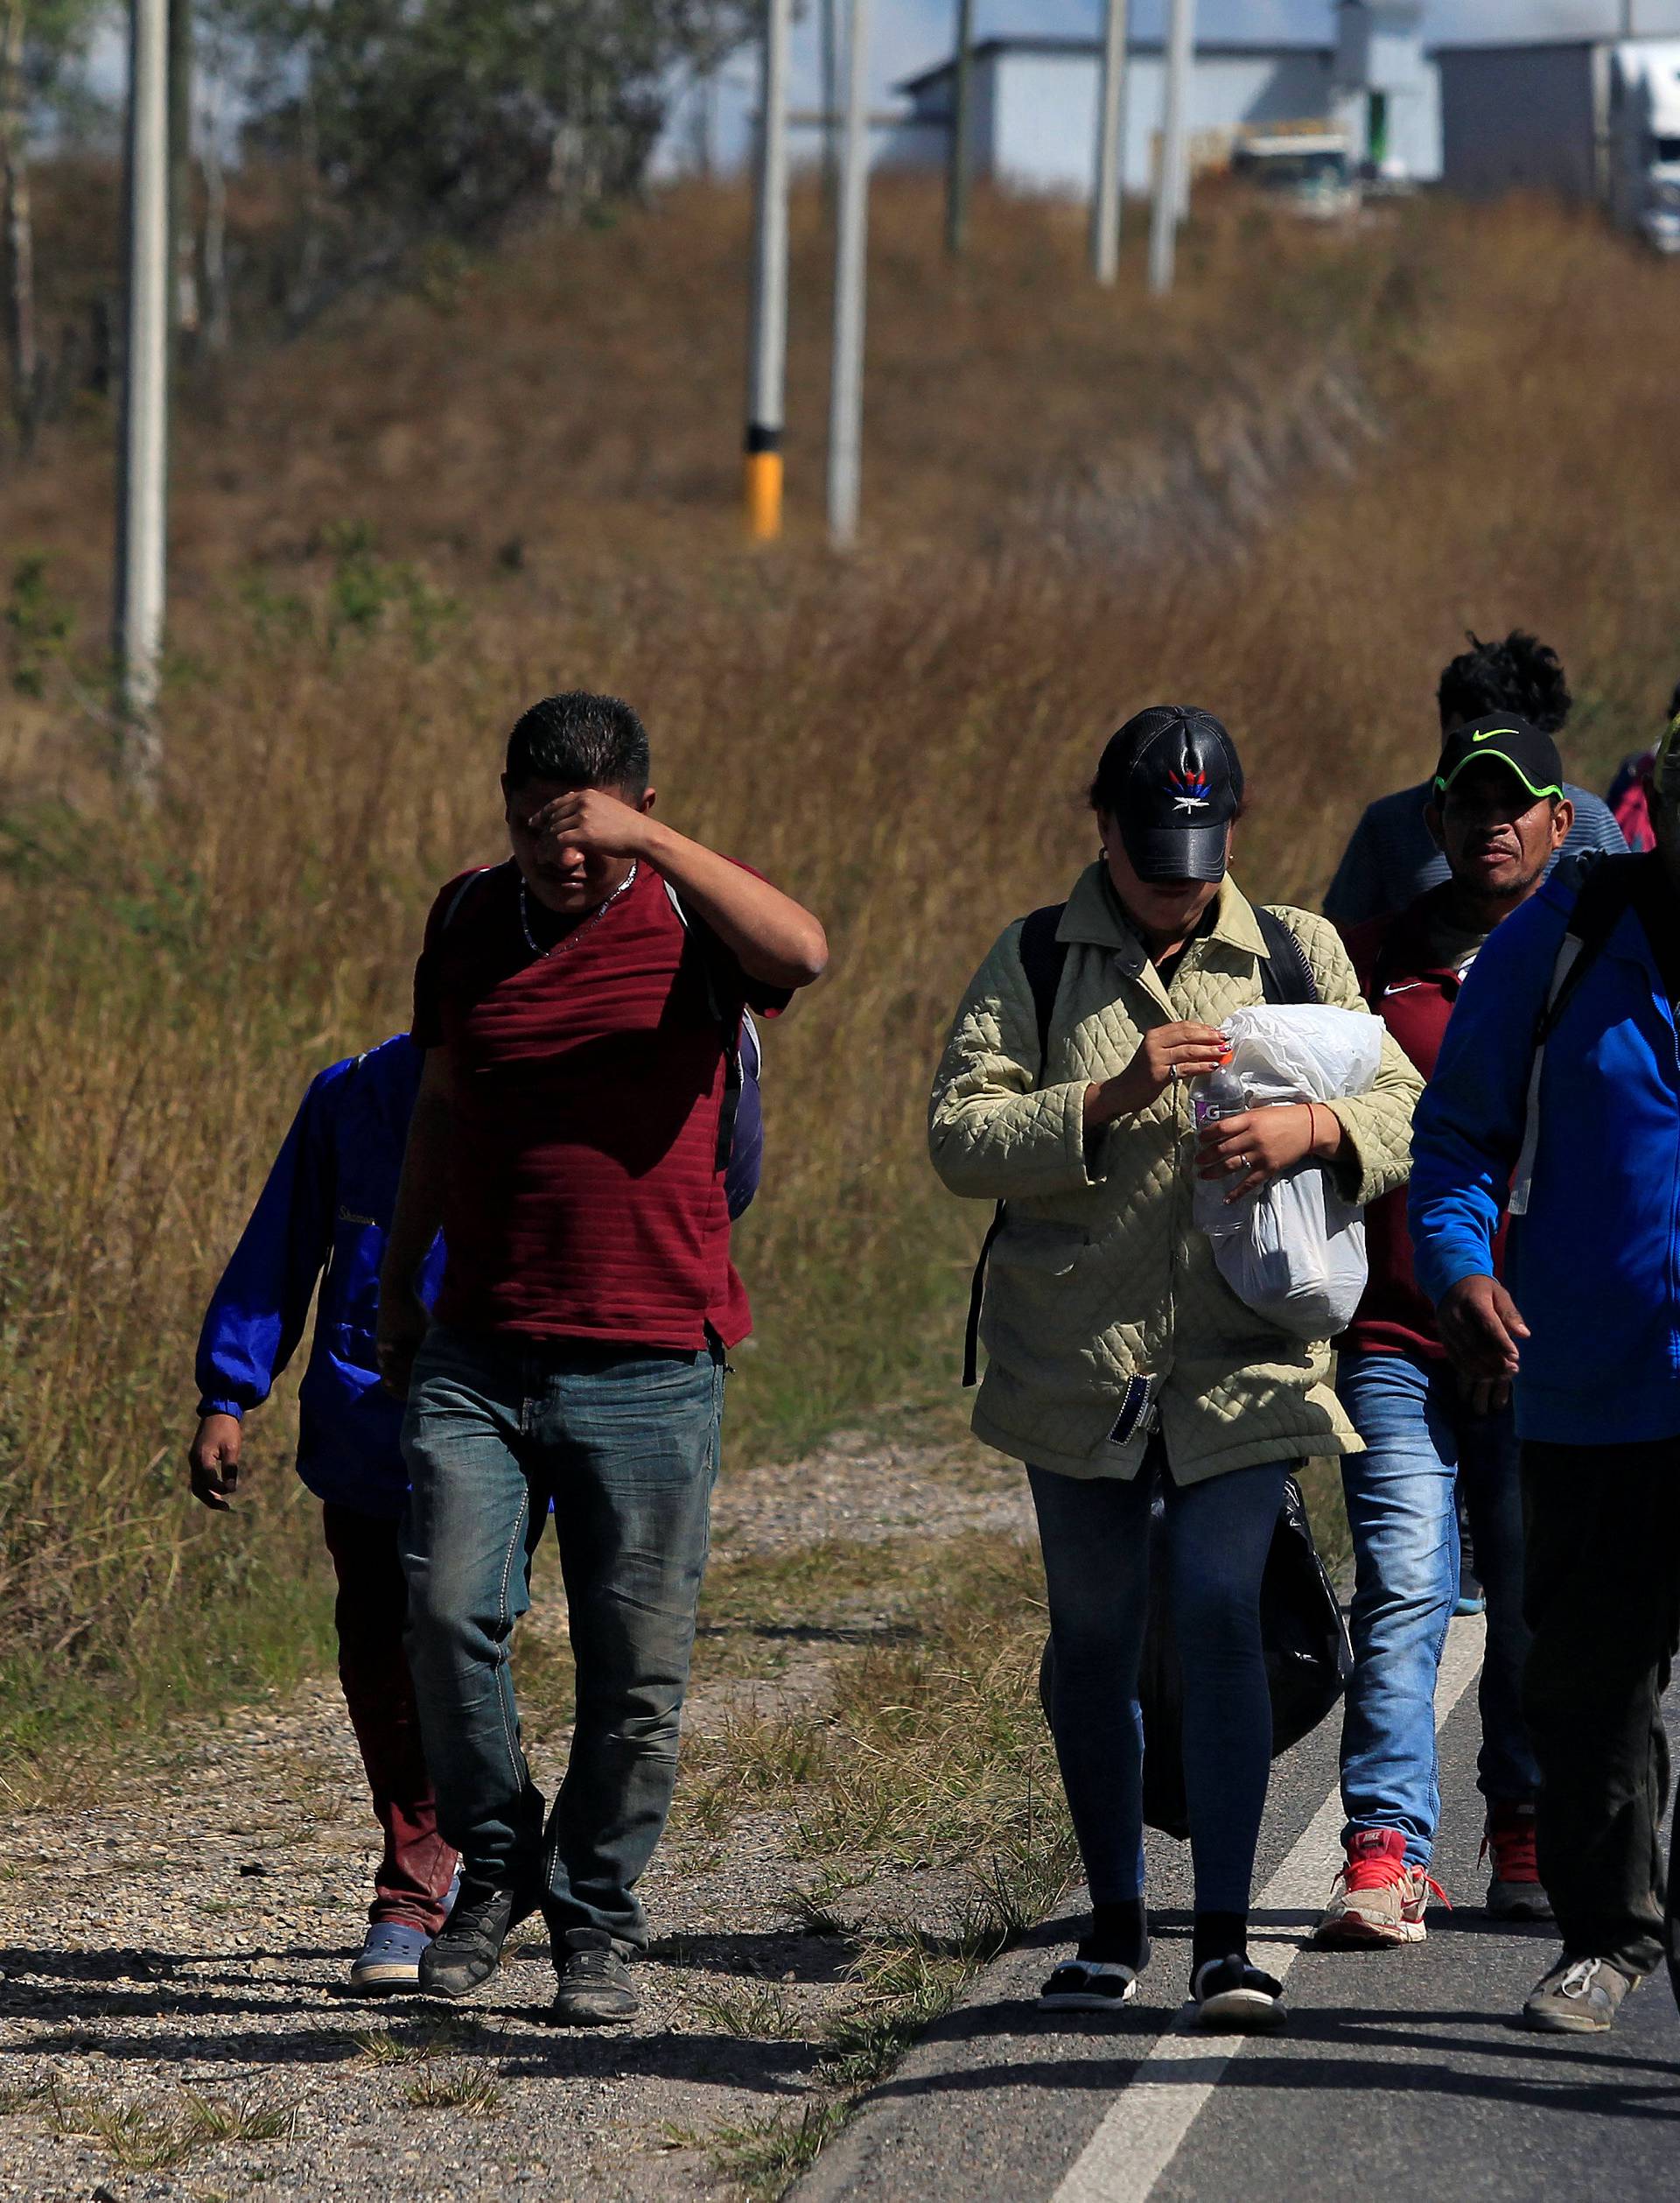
[1410,727,1680,2036]
[188,1035,457,1991]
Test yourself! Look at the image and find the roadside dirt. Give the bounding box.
[0,1414,1035,2203]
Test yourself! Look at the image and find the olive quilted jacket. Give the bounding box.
[928,864,1423,1484]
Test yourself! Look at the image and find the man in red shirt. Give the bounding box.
[1314,717,1573,1951]
[377,691,826,2023]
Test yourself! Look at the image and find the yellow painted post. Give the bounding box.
[744,0,791,539]
[745,442,784,541]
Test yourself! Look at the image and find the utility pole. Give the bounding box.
[1148,0,1195,297]
[167,0,196,352]
[745,0,791,540]
[820,0,839,213]
[945,0,975,258]
[1091,0,1130,284]
[827,0,872,548]
[115,0,170,780]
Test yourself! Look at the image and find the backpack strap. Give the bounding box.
[1254,904,1320,1007]
[664,880,746,1175]
[1509,854,1641,1217]
[440,862,506,932]
[963,904,1069,1388]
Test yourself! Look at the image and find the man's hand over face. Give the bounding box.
[531,788,654,866]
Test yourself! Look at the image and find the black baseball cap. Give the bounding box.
[1433,714,1564,803]
[1095,705,1242,884]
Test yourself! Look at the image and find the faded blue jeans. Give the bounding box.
[1337,1349,1539,1869]
[400,1324,723,1949]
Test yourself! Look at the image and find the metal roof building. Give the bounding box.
[881,4,1441,193]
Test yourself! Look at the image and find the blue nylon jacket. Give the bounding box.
[1409,861,1680,1447]
[194,1036,443,1516]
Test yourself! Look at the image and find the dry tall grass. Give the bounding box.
[3,179,1679,1757]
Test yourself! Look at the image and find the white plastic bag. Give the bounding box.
[1196,1004,1382,1340]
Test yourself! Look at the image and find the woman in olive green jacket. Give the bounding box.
[929,706,1421,2030]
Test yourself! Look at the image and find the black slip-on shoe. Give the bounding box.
[417,1880,516,1998]
[550,1928,639,2025]
[1189,1954,1286,2033]
[1039,1956,1141,2012]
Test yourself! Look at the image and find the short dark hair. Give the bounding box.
[505,691,650,793]
[1666,677,1680,724]
[1437,631,1571,735]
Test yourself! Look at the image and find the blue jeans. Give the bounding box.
[1337,1350,1539,1868]
[400,1324,723,1949]
[1030,1449,1289,1916]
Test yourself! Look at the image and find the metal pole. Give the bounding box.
[116,0,170,779]
[744,0,791,539]
[1091,0,1130,284]
[1148,0,1195,297]
[827,0,872,548]
[820,0,839,213]
[945,0,975,259]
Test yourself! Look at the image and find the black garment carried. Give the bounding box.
[1039,1466,1350,1839]
[962,900,1316,1387]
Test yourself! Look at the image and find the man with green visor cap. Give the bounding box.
[1316,715,1573,1954]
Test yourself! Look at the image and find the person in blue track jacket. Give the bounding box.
[1409,723,1680,2039]
[187,1035,458,1992]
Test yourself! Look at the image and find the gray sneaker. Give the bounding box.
[418,1880,515,1998]
[550,1928,639,2025]
[1522,1954,1638,2034]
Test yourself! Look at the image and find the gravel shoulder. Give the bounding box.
[0,1409,1037,2203]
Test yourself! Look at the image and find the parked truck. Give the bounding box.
[1437,35,1680,253]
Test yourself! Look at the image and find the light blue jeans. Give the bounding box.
[400,1324,723,1949]
[1337,1350,1539,1868]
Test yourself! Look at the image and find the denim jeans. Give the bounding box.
[400,1323,723,1949]
[1337,1349,1540,1869]
[1029,1447,1288,1917]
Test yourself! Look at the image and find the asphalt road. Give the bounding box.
[793,1617,1680,2203]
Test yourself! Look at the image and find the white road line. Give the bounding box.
[1050,1613,1487,2203]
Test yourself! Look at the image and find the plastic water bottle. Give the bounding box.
[1193,1057,1247,1130]
[1193,1053,1248,1237]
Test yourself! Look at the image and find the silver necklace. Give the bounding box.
[519,861,638,958]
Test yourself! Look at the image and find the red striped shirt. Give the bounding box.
[412,859,782,1351]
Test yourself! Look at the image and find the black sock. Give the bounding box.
[1082,1898,1149,1970]
[1192,1910,1248,1978]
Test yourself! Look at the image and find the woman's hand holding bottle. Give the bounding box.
[1083,1022,1229,1129]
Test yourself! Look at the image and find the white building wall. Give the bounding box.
[987,49,1340,200]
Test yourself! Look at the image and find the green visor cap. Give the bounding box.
[1432,713,1564,803]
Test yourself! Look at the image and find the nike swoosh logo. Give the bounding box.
[1471,727,1519,742]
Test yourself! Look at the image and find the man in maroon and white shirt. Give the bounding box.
[378,691,826,2023]
[1313,716,1572,1952]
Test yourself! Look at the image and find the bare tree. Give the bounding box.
[1,0,41,447]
